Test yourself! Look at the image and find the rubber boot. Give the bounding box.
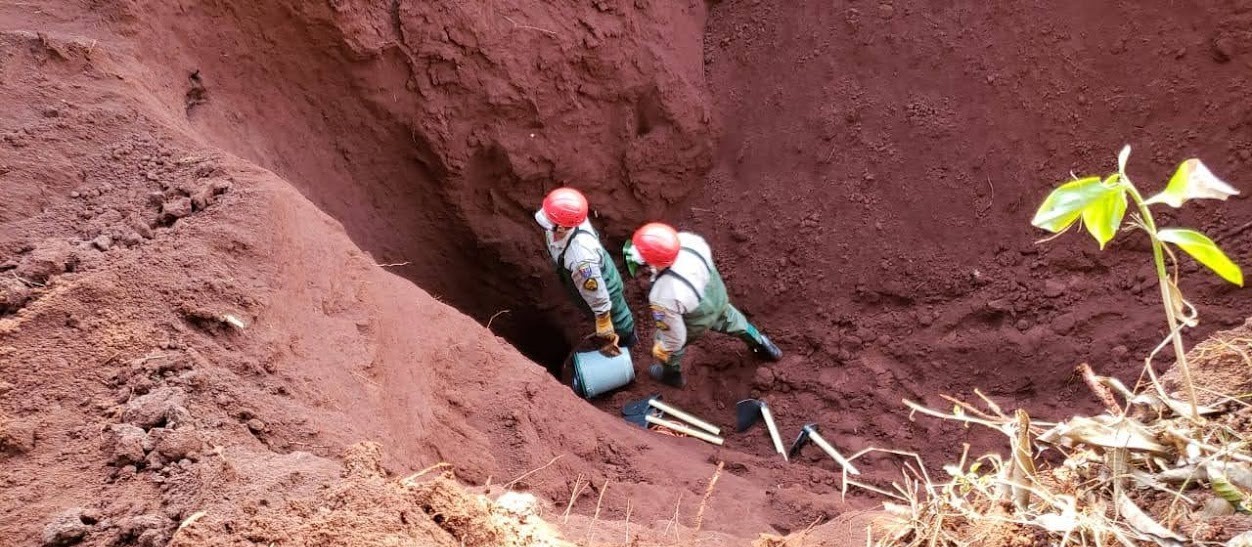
[648,364,686,388]
[740,325,783,362]
[754,334,783,362]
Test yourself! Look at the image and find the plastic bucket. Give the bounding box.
[571,347,635,398]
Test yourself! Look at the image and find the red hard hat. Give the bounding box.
[632,222,680,268]
[541,188,589,227]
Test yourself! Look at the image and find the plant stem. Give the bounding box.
[1124,182,1200,419]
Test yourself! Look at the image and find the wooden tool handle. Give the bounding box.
[811,432,861,475]
[647,415,725,446]
[650,400,721,436]
[759,406,788,461]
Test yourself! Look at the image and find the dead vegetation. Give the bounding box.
[858,321,1252,546]
[166,442,574,547]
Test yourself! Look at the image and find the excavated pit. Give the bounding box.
[121,0,1252,467]
[5,0,1240,525]
[113,1,721,376]
[3,0,1252,543]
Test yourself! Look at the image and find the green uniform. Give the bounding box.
[649,234,767,369]
[553,227,636,343]
[670,266,752,340]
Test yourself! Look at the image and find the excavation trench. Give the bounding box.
[122,0,1252,504]
[8,1,1252,543]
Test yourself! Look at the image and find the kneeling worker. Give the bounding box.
[535,188,637,355]
[625,222,782,387]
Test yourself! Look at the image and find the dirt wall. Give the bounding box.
[101,0,717,366]
[640,0,1252,467]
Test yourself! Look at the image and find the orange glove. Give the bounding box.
[651,341,671,364]
[595,313,621,357]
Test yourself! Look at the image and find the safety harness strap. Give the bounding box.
[556,227,591,269]
[659,247,711,303]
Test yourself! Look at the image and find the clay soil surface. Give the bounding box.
[1,0,1251,546]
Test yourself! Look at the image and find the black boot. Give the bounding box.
[740,326,783,362]
[754,334,783,362]
[649,364,686,388]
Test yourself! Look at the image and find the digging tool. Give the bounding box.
[736,399,787,461]
[788,423,860,475]
[622,396,725,446]
[621,394,720,436]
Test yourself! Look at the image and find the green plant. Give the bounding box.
[1031,145,1244,419]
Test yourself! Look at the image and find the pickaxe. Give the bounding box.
[622,394,723,446]
[735,399,787,461]
[788,423,860,475]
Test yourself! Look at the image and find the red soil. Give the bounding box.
[632,0,1252,478]
[1,0,1250,545]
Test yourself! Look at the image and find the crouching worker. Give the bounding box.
[624,222,782,388]
[535,188,637,355]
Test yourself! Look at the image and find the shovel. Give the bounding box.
[623,394,723,446]
[736,399,787,461]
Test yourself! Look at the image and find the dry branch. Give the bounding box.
[1078,362,1124,415]
[503,15,557,36]
[692,461,724,541]
[561,474,585,524]
[585,480,608,545]
[663,492,683,539]
[486,309,510,329]
[401,462,451,487]
[504,454,563,490]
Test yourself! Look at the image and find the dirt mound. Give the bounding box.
[1163,318,1252,406]
[0,15,818,544]
[167,441,568,547]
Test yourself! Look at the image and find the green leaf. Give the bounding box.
[1157,228,1245,286]
[1081,177,1128,249]
[1032,177,1112,233]
[1144,159,1240,208]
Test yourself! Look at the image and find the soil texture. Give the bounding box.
[1,0,1251,545]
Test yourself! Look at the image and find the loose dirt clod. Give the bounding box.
[41,508,92,547]
[149,427,203,463]
[0,413,36,455]
[107,423,149,466]
[122,387,189,430]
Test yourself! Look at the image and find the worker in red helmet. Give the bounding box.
[535,188,636,355]
[624,222,782,388]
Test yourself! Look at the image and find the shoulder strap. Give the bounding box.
[556,227,592,268]
[659,269,702,303]
[680,246,712,273]
[658,248,710,303]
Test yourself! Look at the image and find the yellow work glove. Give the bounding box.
[594,313,621,357]
[651,341,671,364]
